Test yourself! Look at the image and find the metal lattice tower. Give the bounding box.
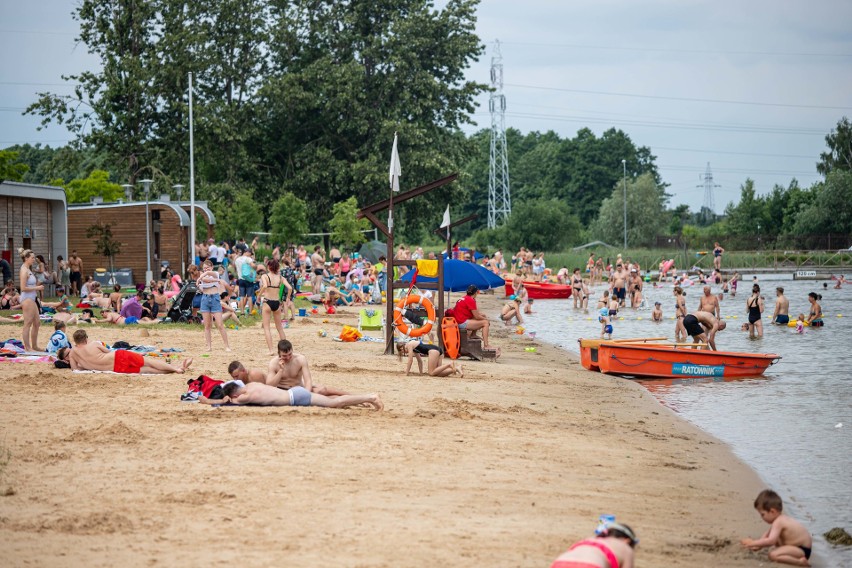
[698,162,720,214]
[488,40,511,229]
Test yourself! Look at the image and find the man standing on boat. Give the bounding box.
[683,310,727,351]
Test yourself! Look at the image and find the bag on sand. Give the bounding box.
[186,375,224,399]
[339,326,362,342]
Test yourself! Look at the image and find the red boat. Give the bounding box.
[578,338,780,379]
[504,279,572,300]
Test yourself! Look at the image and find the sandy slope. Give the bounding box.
[0,297,789,567]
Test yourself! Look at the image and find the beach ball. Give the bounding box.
[318,330,327,337]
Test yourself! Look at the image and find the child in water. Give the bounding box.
[651,302,663,322]
[741,489,812,566]
[598,305,611,339]
[795,314,806,334]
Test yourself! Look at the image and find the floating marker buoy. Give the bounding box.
[835,423,842,428]
[837,314,843,317]
[525,347,536,352]
[618,317,624,320]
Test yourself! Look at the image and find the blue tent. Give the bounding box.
[399,259,505,292]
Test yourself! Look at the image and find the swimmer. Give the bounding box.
[651,302,663,322]
[741,489,812,566]
[598,305,611,339]
[682,311,727,351]
[551,522,638,568]
[200,381,383,411]
[772,287,790,325]
[795,314,806,334]
[806,293,823,327]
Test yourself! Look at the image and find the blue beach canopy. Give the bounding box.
[399,259,505,292]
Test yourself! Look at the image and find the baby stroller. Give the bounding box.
[166,280,201,323]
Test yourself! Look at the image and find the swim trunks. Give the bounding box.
[810,319,824,327]
[288,386,311,406]
[608,309,617,317]
[799,545,811,559]
[125,316,139,324]
[313,268,324,276]
[775,314,789,324]
[613,287,626,300]
[114,349,144,374]
[683,314,704,337]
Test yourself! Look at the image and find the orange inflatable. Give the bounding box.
[393,294,435,338]
[441,316,460,360]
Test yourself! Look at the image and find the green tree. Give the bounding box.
[592,172,669,247]
[86,222,122,276]
[723,179,763,237]
[791,170,852,235]
[208,189,264,241]
[0,150,29,182]
[497,199,581,251]
[817,116,852,175]
[328,197,370,249]
[269,192,308,246]
[61,170,124,203]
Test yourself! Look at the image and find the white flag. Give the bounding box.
[440,204,451,228]
[389,133,401,192]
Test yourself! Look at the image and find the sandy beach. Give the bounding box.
[0,294,781,567]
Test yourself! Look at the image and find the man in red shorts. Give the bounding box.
[63,329,192,374]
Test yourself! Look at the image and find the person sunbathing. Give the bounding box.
[60,329,191,374]
[550,522,638,568]
[95,308,158,325]
[199,380,382,410]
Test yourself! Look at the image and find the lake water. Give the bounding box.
[518,274,852,565]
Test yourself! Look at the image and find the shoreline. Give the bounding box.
[0,297,807,566]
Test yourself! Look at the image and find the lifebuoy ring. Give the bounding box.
[394,294,435,337]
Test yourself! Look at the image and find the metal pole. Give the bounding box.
[139,179,154,286]
[189,72,196,273]
[173,184,185,275]
[622,159,627,250]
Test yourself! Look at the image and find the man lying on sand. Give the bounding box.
[59,329,191,374]
[199,380,382,410]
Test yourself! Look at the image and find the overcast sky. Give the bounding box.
[2,0,851,213]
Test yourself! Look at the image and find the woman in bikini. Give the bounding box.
[550,522,637,568]
[674,286,687,342]
[746,284,765,338]
[398,339,462,378]
[572,268,584,309]
[806,292,824,327]
[257,259,291,356]
[18,248,44,351]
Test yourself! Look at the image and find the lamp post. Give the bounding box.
[139,178,154,286]
[172,184,185,274]
[121,184,134,203]
[172,184,184,203]
[622,159,627,250]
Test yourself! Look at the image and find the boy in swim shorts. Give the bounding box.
[200,381,383,410]
[741,489,812,566]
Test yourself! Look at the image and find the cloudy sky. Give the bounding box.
[2,0,851,213]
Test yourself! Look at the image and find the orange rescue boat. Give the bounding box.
[578,338,780,379]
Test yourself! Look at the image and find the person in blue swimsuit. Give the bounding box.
[713,241,724,271]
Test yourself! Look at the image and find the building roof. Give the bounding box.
[67,200,217,227]
[0,180,67,204]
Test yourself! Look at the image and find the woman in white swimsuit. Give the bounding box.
[18,248,44,351]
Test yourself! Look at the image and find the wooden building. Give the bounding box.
[0,181,68,276]
[67,196,216,285]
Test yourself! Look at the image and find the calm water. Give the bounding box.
[518,275,851,564]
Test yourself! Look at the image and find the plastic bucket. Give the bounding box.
[298,308,307,317]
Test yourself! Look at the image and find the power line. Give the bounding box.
[500,41,852,59]
[0,29,76,36]
[0,81,77,87]
[660,164,821,176]
[505,83,852,111]
[652,146,816,159]
[506,111,826,135]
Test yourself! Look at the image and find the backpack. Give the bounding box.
[186,375,225,398]
[240,261,255,281]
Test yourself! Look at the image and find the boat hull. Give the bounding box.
[596,343,780,379]
[504,280,572,300]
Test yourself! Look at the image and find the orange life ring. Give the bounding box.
[393,295,435,337]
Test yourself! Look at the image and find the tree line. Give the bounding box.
[2,0,850,251]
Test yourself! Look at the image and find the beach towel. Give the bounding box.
[416,259,438,277]
[72,369,159,375]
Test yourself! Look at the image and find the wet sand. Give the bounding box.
[0,297,781,566]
